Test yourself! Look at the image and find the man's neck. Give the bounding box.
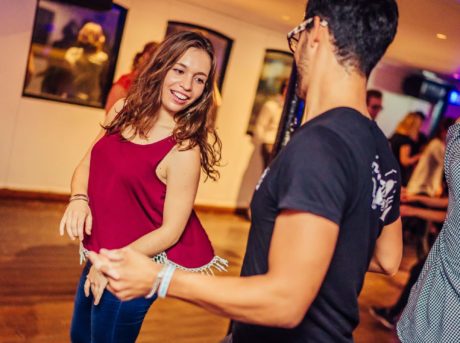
[303,67,370,124]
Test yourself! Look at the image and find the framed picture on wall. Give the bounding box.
[22,0,127,108]
[247,49,293,135]
[165,21,233,92]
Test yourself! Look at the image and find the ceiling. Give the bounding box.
[181,0,460,76]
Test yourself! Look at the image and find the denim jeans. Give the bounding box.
[70,262,157,343]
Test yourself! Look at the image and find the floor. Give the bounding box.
[0,198,413,342]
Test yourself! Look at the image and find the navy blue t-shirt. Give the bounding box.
[232,108,401,343]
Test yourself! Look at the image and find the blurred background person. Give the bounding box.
[406,118,453,197]
[40,20,80,96]
[105,41,159,112]
[403,118,453,258]
[65,22,108,103]
[252,79,287,168]
[389,111,426,186]
[366,89,383,120]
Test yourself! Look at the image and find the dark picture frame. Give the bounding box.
[165,21,233,92]
[22,0,127,108]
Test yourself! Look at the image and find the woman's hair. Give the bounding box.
[395,111,425,137]
[105,31,221,180]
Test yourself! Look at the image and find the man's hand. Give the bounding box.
[88,248,161,301]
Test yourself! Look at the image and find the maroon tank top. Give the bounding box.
[83,133,218,269]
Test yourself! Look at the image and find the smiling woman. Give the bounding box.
[58,31,226,343]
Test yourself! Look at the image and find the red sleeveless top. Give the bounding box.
[83,133,218,270]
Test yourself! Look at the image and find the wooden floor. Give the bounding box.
[0,198,413,342]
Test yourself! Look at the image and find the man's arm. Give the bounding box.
[368,218,402,276]
[91,210,339,328]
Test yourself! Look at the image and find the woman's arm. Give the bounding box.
[128,144,202,256]
[399,144,420,167]
[403,194,448,209]
[59,99,124,241]
[400,205,446,223]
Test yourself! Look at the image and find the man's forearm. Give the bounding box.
[168,271,306,329]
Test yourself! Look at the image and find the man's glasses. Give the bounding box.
[287,17,328,53]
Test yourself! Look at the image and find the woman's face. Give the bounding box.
[160,47,211,116]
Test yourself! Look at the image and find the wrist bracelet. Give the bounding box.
[145,264,169,299]
[69,194,89,203]
[158,264,176,298]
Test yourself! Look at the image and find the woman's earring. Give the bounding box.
[186,112,192,120]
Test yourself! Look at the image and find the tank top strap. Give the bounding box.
[153,136,177,165]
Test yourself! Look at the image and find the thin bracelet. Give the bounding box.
[71,193,88,199]
[145,264,168,299]
[158,264,176,298]
[69,196,89,203]
[69,194,89,203]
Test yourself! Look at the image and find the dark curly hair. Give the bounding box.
[105,31,222,181]
[305,0,399,77]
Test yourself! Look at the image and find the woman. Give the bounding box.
[104,41,159,113]
[59,31,227,343]
[397,118,460,342]
[389,111,425,186]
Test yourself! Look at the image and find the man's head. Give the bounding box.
[366,89,383,120]
[289,0,398,99]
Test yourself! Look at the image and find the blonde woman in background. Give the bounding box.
[389,111,426,186]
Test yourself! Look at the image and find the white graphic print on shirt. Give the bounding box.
[371,155,398,222]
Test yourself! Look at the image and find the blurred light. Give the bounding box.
[281,15,291,21]
[436,33,447,40]
[449,90,460,105]
[453,73,460,80]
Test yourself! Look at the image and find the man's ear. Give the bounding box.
[312,16,328,44]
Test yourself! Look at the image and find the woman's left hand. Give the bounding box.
[84,265,108,305]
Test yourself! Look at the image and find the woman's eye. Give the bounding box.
[173,68,184,74]
[195,77,205,85]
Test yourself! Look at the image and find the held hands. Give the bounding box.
[88,248,160,301]
[59,197,92,241]
[84,265,108,305]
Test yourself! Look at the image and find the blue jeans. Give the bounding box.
[70,262,157,343]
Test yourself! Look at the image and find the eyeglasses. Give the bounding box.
[287,17,328,53]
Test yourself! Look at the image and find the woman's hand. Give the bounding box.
[84,265,108,305]
[88,248,160,301]
[59,199,92,241]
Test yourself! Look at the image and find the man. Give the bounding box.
[90,1,402,342]
[366,89,384,120]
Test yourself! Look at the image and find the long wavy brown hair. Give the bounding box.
[105,31,222,180]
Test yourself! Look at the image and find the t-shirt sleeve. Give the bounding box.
[277,128,352,225]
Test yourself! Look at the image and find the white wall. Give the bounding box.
[0,0,289,208]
